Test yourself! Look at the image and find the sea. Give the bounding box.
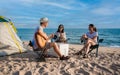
[17,28,120,47]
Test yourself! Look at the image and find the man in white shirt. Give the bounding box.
[33,17,69,60]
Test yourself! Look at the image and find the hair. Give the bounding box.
[40,22,46,26]
[57,24,64,33]
[89,24,97,32]
[40,22,43,25]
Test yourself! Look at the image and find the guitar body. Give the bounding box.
[40,36,46,48]
[35,33,46,48]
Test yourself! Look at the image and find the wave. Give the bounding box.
[109,45,120,48]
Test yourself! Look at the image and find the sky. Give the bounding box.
[0,0,120,28]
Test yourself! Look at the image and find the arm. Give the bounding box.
[37,29,48,40]
[37,29,54,41]
[63,32,67,40]
[81,34,88,40]
[91,32,98,41]
[92,36,97,41]
[60,32,66,39]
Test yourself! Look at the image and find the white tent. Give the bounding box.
[0,16,27,56]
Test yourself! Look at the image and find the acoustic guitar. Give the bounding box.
[35,32,46,48]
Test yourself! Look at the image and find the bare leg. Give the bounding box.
[79,41,89,52]
[35,33,62,57]
[80,45,86,52]
[50,42,62,57]
[85,39,96,54]
[85,43,91,54]
[79,35,88,52]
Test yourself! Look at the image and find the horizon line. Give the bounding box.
[16,27,120,29]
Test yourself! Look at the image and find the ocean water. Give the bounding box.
[17,28,120,47]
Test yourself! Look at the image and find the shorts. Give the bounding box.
[45,42,51,49]
[34,42,51,51]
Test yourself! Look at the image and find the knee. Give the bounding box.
[87,43,91,47]
[87,39,91,43]
[53,42,57,46]
[51,42,57,46]
[85,42,90,46]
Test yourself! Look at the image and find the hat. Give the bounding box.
[40,17,48,23]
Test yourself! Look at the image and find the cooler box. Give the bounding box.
[48,43,69,57]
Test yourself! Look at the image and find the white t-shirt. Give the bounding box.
[54,32,66,41]
[86,32,98,42]
[32,26,43,49]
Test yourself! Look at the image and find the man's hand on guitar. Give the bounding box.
[45,34,54,42]
[49,34,54,39]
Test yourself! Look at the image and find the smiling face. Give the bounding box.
[89,26,94,32]
[59,25,64,32]
[57,25,64,33]
[44,22,48,28]
[88,24,96,33]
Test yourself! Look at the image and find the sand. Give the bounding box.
[0,43,120,75]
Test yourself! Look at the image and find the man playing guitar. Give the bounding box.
[33,17,69,60]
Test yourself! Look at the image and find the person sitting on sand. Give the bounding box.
[53,24,67,43]
[76,24,98,58]
[32,17,69,60]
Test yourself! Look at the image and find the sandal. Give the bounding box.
[83,54,88,58]
[75,51,82,55]
[60,55,70,60]
[43,54,51,58]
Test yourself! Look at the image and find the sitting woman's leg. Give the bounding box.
[78,38,90,53]
[79,35,89,52]
[85,39,96,54]
[75,44,87,55]
[85,43,91,54]
[80,45,86,52]
[86,39,96,45]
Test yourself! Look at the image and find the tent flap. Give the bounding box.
[0,21,27,56]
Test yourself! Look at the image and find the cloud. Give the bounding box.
[11,0,72,10]
[91,0,120,16]
[15,23,38,28]
[11,0,86,10]
[42,2,72,10]
[11,16,39,20]
[39,11,59,17]
[18,0,35,3]
[42,1,88,10]
[92,6,120,15]
[13,0,36,5]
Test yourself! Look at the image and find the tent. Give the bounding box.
[0,16,27,56]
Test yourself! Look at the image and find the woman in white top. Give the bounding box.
[54,24,67,43]
[76,24,98,57]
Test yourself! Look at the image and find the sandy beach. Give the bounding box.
[0,42,120,75]
[1,0,120,75]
